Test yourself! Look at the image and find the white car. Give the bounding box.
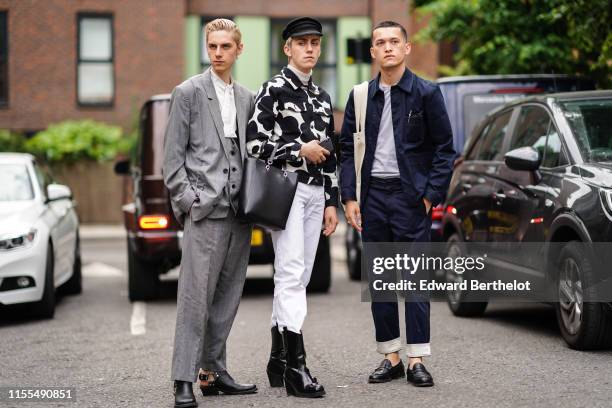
[0,153,81,318]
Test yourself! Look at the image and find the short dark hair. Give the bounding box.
[371,20,408,43]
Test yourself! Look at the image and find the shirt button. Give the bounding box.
[231,167,237,172]
[231,184,236,189]
[230,150,236,155]
[223,169,228,174]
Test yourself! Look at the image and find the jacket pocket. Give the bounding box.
[404,110,425,143]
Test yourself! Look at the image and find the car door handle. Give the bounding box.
[493,192,506,199]
[462,183,473,192]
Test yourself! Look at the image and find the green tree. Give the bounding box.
[414,0,611,87]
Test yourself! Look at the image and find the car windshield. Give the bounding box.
[0,164,35,201]
[561,98,612,163]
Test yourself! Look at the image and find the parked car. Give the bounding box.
[0,153,81,318]
[114,95,331,301]
[441,90,612,350]
[345,74,596,281]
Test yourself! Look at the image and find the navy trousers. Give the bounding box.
[362,177,432,357]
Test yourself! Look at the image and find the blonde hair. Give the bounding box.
[204,18,242,45]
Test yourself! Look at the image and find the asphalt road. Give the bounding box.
[1,227,611,408]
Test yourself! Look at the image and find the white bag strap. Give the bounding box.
[353,81,368,134]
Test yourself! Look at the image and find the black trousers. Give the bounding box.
[362,177,431,357]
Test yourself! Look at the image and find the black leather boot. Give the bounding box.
[282,328,325,398]
[173,380,197,408]
[266,325,286,387]
[199,371,257,395]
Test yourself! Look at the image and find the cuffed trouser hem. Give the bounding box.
[376,337,402,354]
[406,343,431,358]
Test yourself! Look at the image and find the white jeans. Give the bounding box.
[271,182,325,333]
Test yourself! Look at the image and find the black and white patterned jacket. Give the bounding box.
[246,66,339,208]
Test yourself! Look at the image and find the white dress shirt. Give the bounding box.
[211,69,237,138]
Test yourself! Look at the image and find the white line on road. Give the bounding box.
[82,262,124,278]
[130,301,147,336]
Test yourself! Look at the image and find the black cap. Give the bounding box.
[282,17,323,40]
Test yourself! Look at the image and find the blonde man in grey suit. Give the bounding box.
[163,19,256,408]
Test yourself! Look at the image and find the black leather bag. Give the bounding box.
[238,144,298,230]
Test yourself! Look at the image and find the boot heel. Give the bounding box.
[285,380,296,396]
[267,369,284,387]
[200,386,219,396]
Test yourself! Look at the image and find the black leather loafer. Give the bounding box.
[368,359,405,383]
[199,371,257,396]
[406,363,434,387]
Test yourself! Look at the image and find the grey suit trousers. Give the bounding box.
[171,210,251,382]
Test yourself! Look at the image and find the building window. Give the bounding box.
[77,14,114,106]
[0,11,8,107]
[270,19,337,104]
[200,16,233,72]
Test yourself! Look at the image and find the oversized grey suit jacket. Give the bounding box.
[162,68,255,225]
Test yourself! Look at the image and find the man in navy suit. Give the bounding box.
[340,20,455,387]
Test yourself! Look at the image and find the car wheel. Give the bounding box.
[31,242,56,319]
[555,241,612,350]
[307,235,331,293]
[445,233,487,317]
[346,228,361,281]
[127,240,160,301]
[61,233,82,295]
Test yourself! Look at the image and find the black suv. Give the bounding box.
[115,94,331,301]
[441,91,612,350]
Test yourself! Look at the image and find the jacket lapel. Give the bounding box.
[201,69,230,159]
[234,86,248,163]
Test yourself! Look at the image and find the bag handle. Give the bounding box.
[353,81,368,134]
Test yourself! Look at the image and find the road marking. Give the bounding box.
[82,262,124,278]
[130,301,146,336]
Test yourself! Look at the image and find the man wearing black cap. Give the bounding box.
[246,16,339,399]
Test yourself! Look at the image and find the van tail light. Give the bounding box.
[431,205,444,221]
[491,87,544,94]
[139,215,169,230]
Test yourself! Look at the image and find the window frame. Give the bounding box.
[0,10,8,108]
[76,12,115,108]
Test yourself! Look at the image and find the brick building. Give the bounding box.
[0,0,445,133]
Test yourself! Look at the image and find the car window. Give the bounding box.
[465,123,489,160]
[511,105,551,160]
[0,164,34,201]
[476,110,512,161]
[541,125,568,168]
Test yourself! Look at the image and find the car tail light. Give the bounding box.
[446,205,457,215]
[431,205,444,221]
[139,215,169,230]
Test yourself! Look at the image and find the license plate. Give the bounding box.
[251,229,263,246]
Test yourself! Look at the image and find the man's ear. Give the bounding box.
[283,43,291,59]
[237,42,244,57]
[405,41,412,57]
[370,46,376,62]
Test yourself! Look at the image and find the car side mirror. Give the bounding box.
[47,184,72,201]
[504,146,541,172]
[114,159,130,175]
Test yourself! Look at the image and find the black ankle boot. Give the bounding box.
[267,325,286,387]
[282,328,325,398]
[173,380,197,408]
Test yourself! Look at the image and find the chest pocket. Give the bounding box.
[404,109,425,143]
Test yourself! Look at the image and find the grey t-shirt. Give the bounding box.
[371,84,400,178]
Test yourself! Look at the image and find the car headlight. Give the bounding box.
[0,228,37,250]
[600,189,612,219]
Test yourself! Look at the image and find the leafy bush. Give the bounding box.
[25,120,133,163]
[0,129,26,153]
